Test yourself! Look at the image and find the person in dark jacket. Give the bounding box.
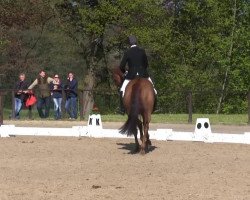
[118,35,157,114]
[50,74,63,120]
[13,73,28,119]
[64,72,78,119]
[120,35,149,80]
[28,70,53,118]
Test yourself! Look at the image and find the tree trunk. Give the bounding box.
[216,0,237,114]
[82,67,96,119]
[0,93,4,126]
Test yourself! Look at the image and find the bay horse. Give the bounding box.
[113,67,155,154]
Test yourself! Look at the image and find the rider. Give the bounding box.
[118,35,157,114]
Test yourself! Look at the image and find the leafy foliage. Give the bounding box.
[0,0,249,114]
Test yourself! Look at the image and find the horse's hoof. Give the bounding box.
[147,140,152,146]
[132,145,140,154]
[140,149,146,155]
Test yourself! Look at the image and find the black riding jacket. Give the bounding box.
[119,46,149,80]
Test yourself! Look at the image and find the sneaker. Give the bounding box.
[69,117,77,120]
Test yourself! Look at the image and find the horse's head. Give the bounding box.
[112,67,124,87]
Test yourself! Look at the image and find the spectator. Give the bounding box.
[13,73,28,119]
[64,72,78,119]
[50,74,63,120]
[28,70,53,118]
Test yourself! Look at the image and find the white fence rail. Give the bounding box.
[0,116,249,145]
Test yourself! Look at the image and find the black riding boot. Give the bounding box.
[153,95,159,113]
[118,91,125,115]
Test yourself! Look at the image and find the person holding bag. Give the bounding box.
[28,70,53,118]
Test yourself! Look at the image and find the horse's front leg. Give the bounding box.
[146,126,151,146]
[146,133,152,146]
[133,130,140,153]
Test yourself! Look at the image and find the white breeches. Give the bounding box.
[120,77,157,97]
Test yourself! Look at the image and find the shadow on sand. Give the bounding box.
[116,142,157,154]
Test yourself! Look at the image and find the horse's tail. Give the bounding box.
[119,85,140,136]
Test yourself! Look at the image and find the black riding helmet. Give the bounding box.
[128,35,137,45]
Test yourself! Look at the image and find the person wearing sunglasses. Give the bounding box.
[50,74,63,120]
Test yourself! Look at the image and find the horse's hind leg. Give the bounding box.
[140,122,150,154]
[138,118,151,150]
[132,119,143,153]
[137,119,143,143]
[140,113,151,154]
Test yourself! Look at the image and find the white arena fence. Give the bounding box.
[0,115,250,145]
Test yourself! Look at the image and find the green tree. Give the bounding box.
[0,0,55,85]
[153,0,249,114]
[0,0,249,115]
[55,0,169,116]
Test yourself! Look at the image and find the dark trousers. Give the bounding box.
[37,97,51,118]
[65,97,77,119]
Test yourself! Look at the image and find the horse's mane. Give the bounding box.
[112,67,124,87]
